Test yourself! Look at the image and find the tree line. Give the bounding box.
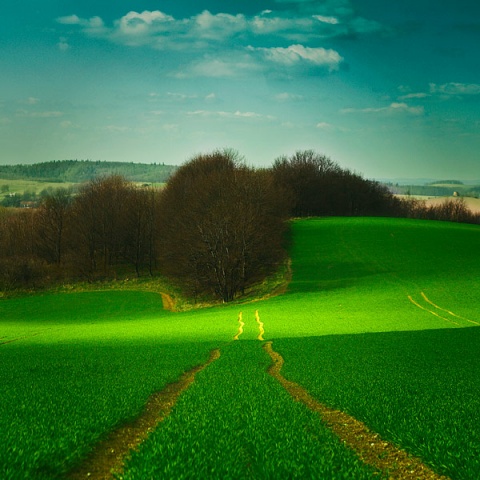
[1,149,478,299]
[0,159,176,183]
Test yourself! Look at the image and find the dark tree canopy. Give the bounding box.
[1,149,478,295]
[158,150,289,302]
[272,150,397,217]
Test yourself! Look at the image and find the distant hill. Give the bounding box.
[0,160,177,184]
[382,179,480,198]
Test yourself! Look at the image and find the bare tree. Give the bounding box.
[70,175,131,279]
[158,150,289,302]
[35,188,73,265]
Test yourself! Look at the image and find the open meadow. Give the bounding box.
[1,217,479,479]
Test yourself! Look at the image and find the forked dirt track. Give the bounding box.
[263,341,449,480]
[67,309,452,479]
[67,348,220,480]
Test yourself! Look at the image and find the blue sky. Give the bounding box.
[1,0,479,179]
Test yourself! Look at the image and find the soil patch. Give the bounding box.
[263,341,449,480]
[160,292,176,311]
[67,348,220,480]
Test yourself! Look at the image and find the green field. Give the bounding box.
[1,217,479,479]
[0,178,77,199]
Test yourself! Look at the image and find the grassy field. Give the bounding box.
[1,217,479,479]
[0,178,77,199]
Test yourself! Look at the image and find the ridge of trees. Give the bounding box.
[1,149,479,298]
[0,160,177,183]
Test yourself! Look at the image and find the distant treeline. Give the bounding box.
[1,150,479,298]
[0,160,177,183]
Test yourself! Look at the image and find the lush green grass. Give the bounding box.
[120,341,380,480]
[1,217,479,479]
[0,340,219,479]
[0,291,238,479]
[0,178,77,200]
[0,291,239,344]
[254,218,480,339]
[275,328,480,480]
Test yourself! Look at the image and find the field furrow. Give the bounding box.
[421,292,480,326]
[68,349,221,480]
[263,341,448,479]
[120,341,380,479]
[408,295,460,326]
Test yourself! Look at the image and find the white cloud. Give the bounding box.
[341,102,424,115]
[58,37,70,52]
[55,6,386,78]
[429,82,480,96]
[116,10,174,37]
[56,6,383,52]
[104,125,130,133]
[249,44,343,70]
[17,110,64,118]
[398,92,429,100]
[316,121,334,129]
[313,15,339,25]
[187,110,275,120]
[174,54,261,78]
[57,15,81,25]
[275,92,304,101]
[56,14,106,36]
[162,124,180,132]
[25,97,40,105]
[193,10,247,40]
[167,92,198,101]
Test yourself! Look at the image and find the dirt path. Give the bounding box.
[160,292,176,311]
[67,348,220,480]
[263,341,449,480]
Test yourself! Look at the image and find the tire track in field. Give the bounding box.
[255,310,264,341]
[233,312,244,340]
[263,341,449,480]
[0,332,44,346]
[408,295,460,326]
[67,348,221,480]
[0,326,70,346]
[421,292,480,326]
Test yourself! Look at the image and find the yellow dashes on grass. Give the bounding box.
[233,312,244,340]
[408,292,480,327]
[421,292,480,326]
[256,310,264,341]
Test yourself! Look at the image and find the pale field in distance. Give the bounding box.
[396,195,480,213]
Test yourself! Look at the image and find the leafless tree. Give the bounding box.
[158,150,289,302]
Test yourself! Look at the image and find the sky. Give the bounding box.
[1,1,479,180]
